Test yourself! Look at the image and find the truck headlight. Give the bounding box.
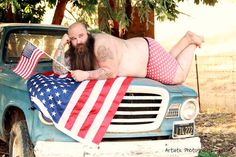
[180,99,199,120]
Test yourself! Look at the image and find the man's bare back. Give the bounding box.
[93,33,149,77]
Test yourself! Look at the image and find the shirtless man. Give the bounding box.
[53,22,204,84]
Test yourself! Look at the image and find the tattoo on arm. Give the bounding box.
[97,46,114,62]
[88,68,113,80]
[52,46,70,74]
[55,51,63,62]
[57,43,64,51]
[87,45,116,79]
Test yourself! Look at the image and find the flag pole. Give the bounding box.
[43,52,72,73]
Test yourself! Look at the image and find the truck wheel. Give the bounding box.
[9,120,35,157]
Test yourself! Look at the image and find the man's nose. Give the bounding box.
[77,38,83,44]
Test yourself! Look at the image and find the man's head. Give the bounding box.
[68,23,88,48]
[66,23,96,71]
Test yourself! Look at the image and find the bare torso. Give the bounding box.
[93,33,149,77]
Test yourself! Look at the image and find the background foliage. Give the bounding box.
[0,0,45,23]
[0,0,218,35]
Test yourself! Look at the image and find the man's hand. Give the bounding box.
[53,34,71,75]
[60,34,70,47]
[71,70,89,82]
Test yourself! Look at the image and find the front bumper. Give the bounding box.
[34,137,201,157]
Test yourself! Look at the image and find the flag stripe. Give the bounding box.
[58,81,89,127]
[20,49,44,78]
[70,80,106,135]
[77,79,115,138]
[65,80,97,130]
[92,77,133,144]
[21,49,44,79]
[20,49,42,74]
[13,45,45,79]
[13,56,27,74]
[15,50,35,75]
[84,77,127,142]
[14,49,37,74]
[20,51,40,79]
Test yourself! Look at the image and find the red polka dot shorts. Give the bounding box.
[145,37,178,84]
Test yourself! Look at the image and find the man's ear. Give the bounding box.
[67,40,71,46]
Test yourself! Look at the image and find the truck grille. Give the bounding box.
[107,86,169,133]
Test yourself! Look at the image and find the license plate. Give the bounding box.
[172,121,195,138]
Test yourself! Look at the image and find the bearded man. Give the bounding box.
[53,23,204,84]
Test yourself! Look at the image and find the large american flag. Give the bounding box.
[27,73,132,145]
[13,42,45,79]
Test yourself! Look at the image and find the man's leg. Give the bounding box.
[171,44,197,84]
[169,31,203,58]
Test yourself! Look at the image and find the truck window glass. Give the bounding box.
[4,29,66,63]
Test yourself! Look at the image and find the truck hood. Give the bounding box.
[130,78,197,97]
[0,70,197,97]
[0,69,28,91]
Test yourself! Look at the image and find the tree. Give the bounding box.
[48,0,98,25]
[62,0,217,37]
[1,0,218,37]
[50,0,218,37]
[49,0,70,24]
[0,0,46,23]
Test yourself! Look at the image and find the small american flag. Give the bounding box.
[27,73,132,145]
[13,42,45,79]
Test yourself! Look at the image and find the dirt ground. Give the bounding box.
[196,112,236,157]
[0,112,235,157]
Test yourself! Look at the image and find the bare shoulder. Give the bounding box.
[93,33,111,41]
[93,33,114,50]
[92,33,125,61]
[92,33,118,61]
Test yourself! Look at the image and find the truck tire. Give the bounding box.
[9,120,35,157]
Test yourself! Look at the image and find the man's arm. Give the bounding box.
[95,45,118,78]
[71,44,119,82]
[71,68,113,82]
[52,34,71,74]
[88,68,113,79]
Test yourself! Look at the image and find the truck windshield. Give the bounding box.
[4,29,66,63]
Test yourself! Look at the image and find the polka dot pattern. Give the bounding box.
[145,37,177,84]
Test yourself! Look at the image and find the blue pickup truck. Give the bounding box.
[0,23,201,157]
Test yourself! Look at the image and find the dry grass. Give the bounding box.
[184,55,236,113]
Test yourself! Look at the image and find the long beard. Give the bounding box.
[75,44,88,55]
[67,34,95,71]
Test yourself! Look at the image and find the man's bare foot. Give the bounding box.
[186,31,204,47]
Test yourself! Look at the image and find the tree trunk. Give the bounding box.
[6,3,15,22]
[125,8,154,39]
[108,0,119,37]
[52,0,70,25]
[122,0,132,39]
[98,1,154,39]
